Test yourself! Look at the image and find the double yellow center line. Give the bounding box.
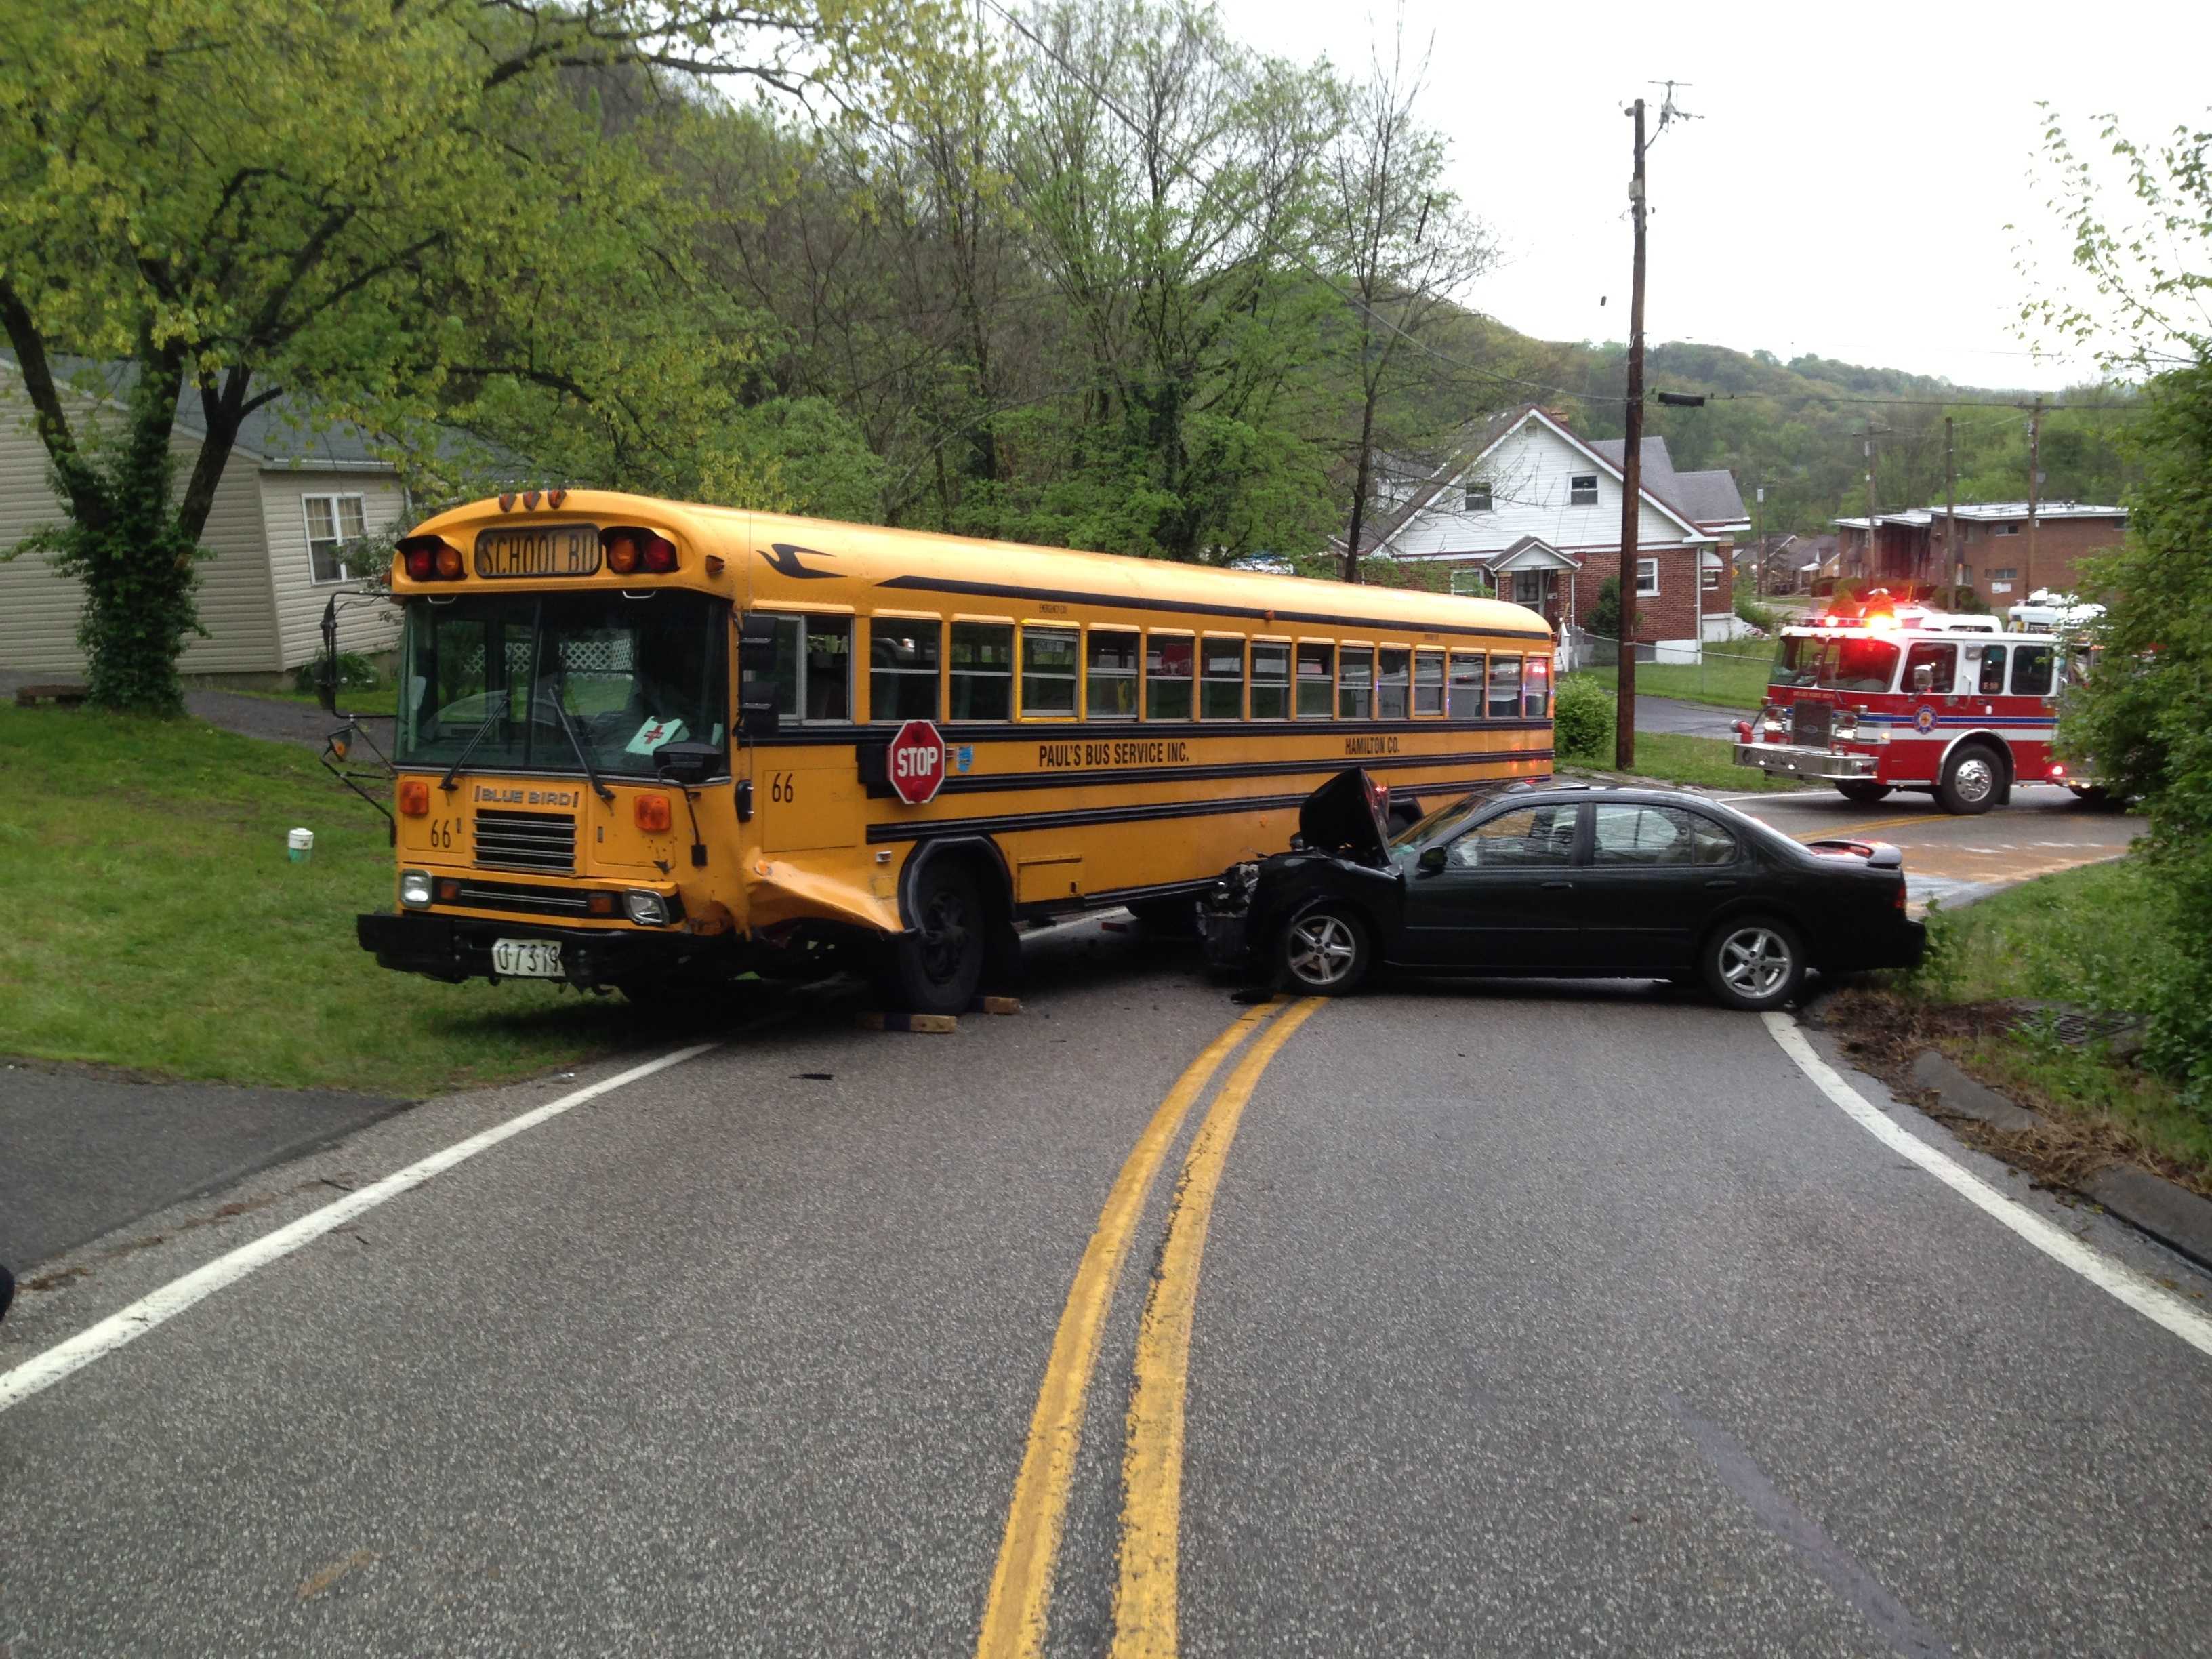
[976,996,1326,1659]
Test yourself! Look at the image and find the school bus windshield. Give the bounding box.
[396,590,729,779]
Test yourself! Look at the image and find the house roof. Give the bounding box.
[1488,535,1579,573]
[1586,436,1749,530]
[1928,501,2127,522]
[1355,405,1716,558]
[3,352,511,474]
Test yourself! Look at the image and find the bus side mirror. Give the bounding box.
[737,613,781,739]
[655,741,721,787]
[1912,664,1935,693]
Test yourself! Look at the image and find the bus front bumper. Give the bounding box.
[357,910,729,989]
[1734,743,1879,782]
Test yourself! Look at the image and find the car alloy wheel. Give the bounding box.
[1282,907,1368,994]
[1714,923,1795,1006]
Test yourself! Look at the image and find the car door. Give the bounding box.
[1399,802,1586,969]
[1572,804,1745,971]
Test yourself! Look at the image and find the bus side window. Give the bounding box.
[1339,647,1374,718]
[1448,650,1483,718]
[869,618,940,721]
[1021,626,1079,718]
[1295,643,1334,718]
[1976,643,2009,695]
[1087,630,1139,720]
[1523,655,1550,718]
[1487,654,1521,718]
[767,615,803,717]
[950,622,1015,720]
[1146,633,1195,720]
[1376,647,1410,718]
[761,613,852,721]
[2011,644,2054,697]
[1903,641,1956,695]
[1199,635,1245,720]
[1414,649,1445,716]
[1250,642,1290,719]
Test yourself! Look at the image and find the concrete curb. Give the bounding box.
[1907,1047,2212,1271]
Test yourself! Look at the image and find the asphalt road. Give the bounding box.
[5,919,2208,1656]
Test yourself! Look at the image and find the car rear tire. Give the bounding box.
[1701,916,1805,1012]
[880,861,985,1015]
[1936,742,2003,815]
[1835,781,1891,804]
[1277,903,1372,996]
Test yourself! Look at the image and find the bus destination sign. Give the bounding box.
[474,524,603,579]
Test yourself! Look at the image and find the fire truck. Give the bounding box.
[1732,594,2076,814]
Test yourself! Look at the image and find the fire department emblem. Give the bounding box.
[1912,705,1938,734]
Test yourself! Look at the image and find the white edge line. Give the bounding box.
[0,1042,719,1414]
[1761,1012,2212,1361]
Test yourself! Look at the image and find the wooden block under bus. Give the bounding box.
[856,1010,959,1034]
[976,996,1022,1016]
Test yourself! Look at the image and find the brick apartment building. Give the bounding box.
[1832,501,2127,608]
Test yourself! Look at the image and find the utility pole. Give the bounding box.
[1614,97,1648,772]
[2025,395,2045,599]
[1752,485,1765,598]
[1944,415,1959,609]
[1862,417,1879,590]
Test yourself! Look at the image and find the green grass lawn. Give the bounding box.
[1879,857,2210,1179]
[1562,730,1797,794]
[1568,651,1778,712]
[0,706,663,1097]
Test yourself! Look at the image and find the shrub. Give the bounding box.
[1733,585,1779,632]
[1586,576,1621,640]
[1553,674,1614,762]
[293,652,379,695]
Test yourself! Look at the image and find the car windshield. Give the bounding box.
[396,590,729,779]
[1388,792,1486,861]
[1769,635,1900,693]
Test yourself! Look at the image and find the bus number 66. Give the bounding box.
[768,772,798,804]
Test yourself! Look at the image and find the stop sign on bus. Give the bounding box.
[886,719,947,806]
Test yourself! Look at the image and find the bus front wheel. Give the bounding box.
[882,861,985,1015]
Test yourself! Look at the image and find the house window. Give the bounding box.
[1960,564,1975,585]
[304,493,369,583]
[1992,523,2020,536]
[1991,567,2017,581]
[1702,563,1720,591]
[1636,558,1659,596]
[1568,474,1599,506]
[1463,481,1492,513]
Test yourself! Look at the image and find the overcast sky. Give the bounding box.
[1210,0,2211,391]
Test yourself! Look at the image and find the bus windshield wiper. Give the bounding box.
[541,689,616,805]
[438,708,506,795]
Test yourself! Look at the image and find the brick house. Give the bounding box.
[1345,406,1748,661]
[1832,501,2127,608]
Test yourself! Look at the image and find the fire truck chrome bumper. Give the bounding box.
[1733,743,1878,781]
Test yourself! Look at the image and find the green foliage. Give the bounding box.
[1732,585,1778,632]
[2060,359,2212,1109]
[1587,576,1622,640]
[1551,674,1614,763]
[293,653,380,696]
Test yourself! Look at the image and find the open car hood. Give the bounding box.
[1298,767,1393,865]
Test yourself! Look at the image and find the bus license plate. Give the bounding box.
[493,939,562,979]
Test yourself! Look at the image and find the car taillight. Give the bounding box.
[1894,882,1907,912]
[398,535,464,581]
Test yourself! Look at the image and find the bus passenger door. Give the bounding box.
[746,613,860,854]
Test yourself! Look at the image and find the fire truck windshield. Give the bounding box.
[1769,635,1900,695]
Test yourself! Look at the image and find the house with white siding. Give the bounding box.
[1345,406,1750,661]
[0,356,423,681]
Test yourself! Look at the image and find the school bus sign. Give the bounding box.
[886,719,947,806]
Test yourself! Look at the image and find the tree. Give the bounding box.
[1317,24,1496,583]
[0,0,884,711]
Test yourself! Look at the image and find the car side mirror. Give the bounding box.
[655,741,721,787]
[736,612,781,739]
[1417,844,1448,874]
[1911,664,1935,693]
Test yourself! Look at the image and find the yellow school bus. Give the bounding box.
[352,489,1553,1010]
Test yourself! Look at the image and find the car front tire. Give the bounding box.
[1701,916,1805,1012]
[1277,903,1372,996]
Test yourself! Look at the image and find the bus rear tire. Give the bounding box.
[880,861,985,1016]
[1835,781,1891,805]
[1937,742,2003,815]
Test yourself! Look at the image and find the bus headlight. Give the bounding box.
[625,891,671,926]
[400,869,434,909]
